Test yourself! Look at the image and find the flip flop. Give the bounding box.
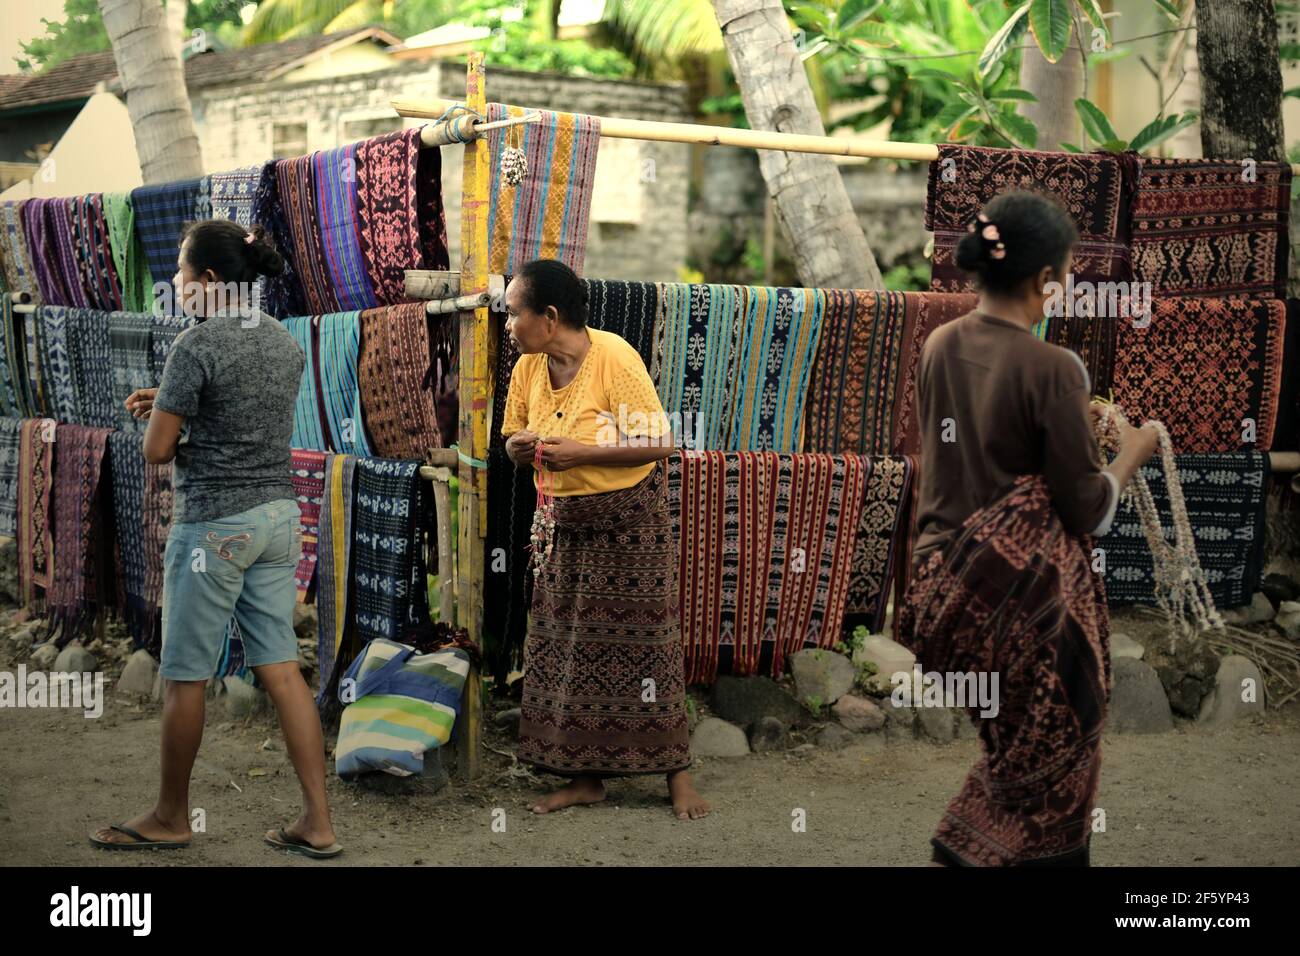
[89,824,190,851]
[264,828,343,859]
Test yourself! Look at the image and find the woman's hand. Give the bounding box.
[125,388,159,420]
[537,436,589,472]
[505,429,539,467]
[1119,420,1160,462]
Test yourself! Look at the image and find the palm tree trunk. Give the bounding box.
[98,0,204,184]
[1195,0,1285,162]
[712,0,884,290]
[1018,32,1083,151]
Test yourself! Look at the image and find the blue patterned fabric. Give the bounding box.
[108,430,150,646]
[149,313,194,387]
[65,308,115,428]
[283,316,327,451]
[108,311,153,433]
[0,416,20,536]
[130,179,202,312]
[35,306,76,423]
[316,311,371,456]
[352,457,428,644]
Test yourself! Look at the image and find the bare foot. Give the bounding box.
[91,808,192,847]
[527,776,606,814]
[269,814,337,851]
[668,770,710,820]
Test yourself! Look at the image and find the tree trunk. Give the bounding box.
[1196,0,1285,162]
[99,0,204,184]
[712,0,883,290]
[166,0,189,59]
[1018,33,1083,151]
[1195,0,1293,295]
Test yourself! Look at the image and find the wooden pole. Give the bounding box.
[453,52,491,782]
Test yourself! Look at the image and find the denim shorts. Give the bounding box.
[159,498,303,681]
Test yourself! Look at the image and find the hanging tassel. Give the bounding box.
[528,443,556,579]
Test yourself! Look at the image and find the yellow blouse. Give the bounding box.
[501,327,669,496]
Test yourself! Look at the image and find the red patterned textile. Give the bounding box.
[357,303,446,459]
[47,424,114,644]
[17,417,55,605]
[290,449,328,601]
[891,292,979,455]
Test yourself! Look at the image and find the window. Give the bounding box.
[271,122,308,159]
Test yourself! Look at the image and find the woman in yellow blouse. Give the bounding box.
[501,259,709,820]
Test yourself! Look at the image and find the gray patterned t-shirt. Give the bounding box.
[154,313,305,523]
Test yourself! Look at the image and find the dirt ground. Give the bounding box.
[2,654,1297,867]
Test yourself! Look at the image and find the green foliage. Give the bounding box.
[883,261,930,291]
[16,0,109,72]
[1060,99,1198,155]
[804,693,824,718]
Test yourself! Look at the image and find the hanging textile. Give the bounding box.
[22,199,74,306]
[0,201,40,301]
[276,155,333,315]
[585,278,659,367]
[315,143,376,310]
[1100,452,1269,609]
[102,193,152,313]
[842,455,915,633]
[1274,299,1300,452]
[1045,310,1120,396]
[35,306,76,424]
[351,457,429,646]
[1112,297,1285,453]
[108,430,150,648]
[482,445,536,684]
[65,308,115,428]
[1131,158,1292,300]
[315,311,372,456]
[210,164,262,227]
[131,178,203,308]
[47,423,114,644]
[17,417,55,606]
[0,294,24,417]
[891,292,980,455]
[668,451,866,683]
[726,286,825,452]
[316,452,357,705]
[357,303,447,459]
[50,198,92,308]
[70,194,123,311]
[141,460,171,655]
[485,103,601,274]
[652,283,743,451]
[283,316,328,451]
[355,126,449,304]
[20,309,45,418]
[149,313,193,386]
[290,448,328,601]
[925,145,1136,292]
[490,311,520,450]
[252,162,307,319]
[0,416,20,536]
[108,311,154,433]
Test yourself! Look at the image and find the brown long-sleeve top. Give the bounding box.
[911,311,1119,566]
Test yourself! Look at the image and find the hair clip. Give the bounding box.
[244,231,256,245]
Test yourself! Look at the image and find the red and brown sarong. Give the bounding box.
[518,462,691,776]
[896,475,1110,866]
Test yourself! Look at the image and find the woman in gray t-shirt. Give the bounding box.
[91,219,341,859]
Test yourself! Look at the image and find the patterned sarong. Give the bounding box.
[283,316,328,451]
[1112,297,1285,452]
[0,294,25,417]
[1045,310,1120,396]
[0,201,40,301]
[210,165,263,227]
[316,312,371,455]
[23,199,74,306]
[925,145,1136,293]
[65,308,115,428]
[1100,452,1269,609]
[486,104,601,275]
[351,457,428,646]
[108,430,150,647]
[17,417,56,605]
[141,460,172,654]
[315,143,376,310]
[103,193,152,313]
[131,178,203,309]
[1131,158,1291,300]
[358,303,446,459]
[843,455,915,632]
[891,292,980,455]
[897,474,1109,867]
[35,306,76,423]
[519,462,690,775]
[70,194,123,310]
[108,311,154,433]
[0,416,20,536]
[149,313,193,385]
[47,424,115,644]
[585,278,658,367]
[316,452,357,705]
[290,448,328,601]
[652,283,744,450]
[483,446,537,684]
[253,162,307,318]
[50,198,90,308]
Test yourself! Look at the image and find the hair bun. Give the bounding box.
[243,224,285,278]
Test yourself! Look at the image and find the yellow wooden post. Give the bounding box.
[454,51,491,781]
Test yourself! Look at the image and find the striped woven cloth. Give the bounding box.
[668,451,867,683]
[585,278,658,367]
[290,448,328,601]
[50,198,91,308]
[103,193,153,313]
[0,201,40,301]
[891,292,980,455]
[252,162,307,318]
[20,309,45,417]
[284,316,328,450]
[23,199,74,306]
[131,178,203,310]
[47,423,114,646]
[108,311,153,433]
[652,283,743,451]
[17,417,55,605]
[315,144,376,310]
[485,103,600,274]
[70,194,123,310]
[316,452,357,706]
[316,312,371,455]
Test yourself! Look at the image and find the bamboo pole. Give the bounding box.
[452,52,490,783]
[396,94,1300,173]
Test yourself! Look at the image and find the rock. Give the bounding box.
[710,675,808,731]
[748,715,787,752]
[292,603,318,639]
[53,643,98,674]
[690,717,750,757]
[918,706,956,744]
[883,701,916,739]
[1148,636,1220,718]
[152,670,163,701]
[815,722,854,750]
[30,643,58,669]
[1260,573,1299,608]
[859,635,916,693]
[0,537,17,604]
[223,675,270,719]
[1110,632,1145,660]
[831,694,885,732]
[788,648,855,708]
[8,622,38,647]
[1109,657,1174,734]
[1220,592,1274,626]
[355,748,449,795]
[1275,602,1300,642]
[493,707,521,732]
[116,649,158,697]
[1196,655,1265,729]
[956,712,980,740]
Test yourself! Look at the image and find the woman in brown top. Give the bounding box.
[897,190,1157,867]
